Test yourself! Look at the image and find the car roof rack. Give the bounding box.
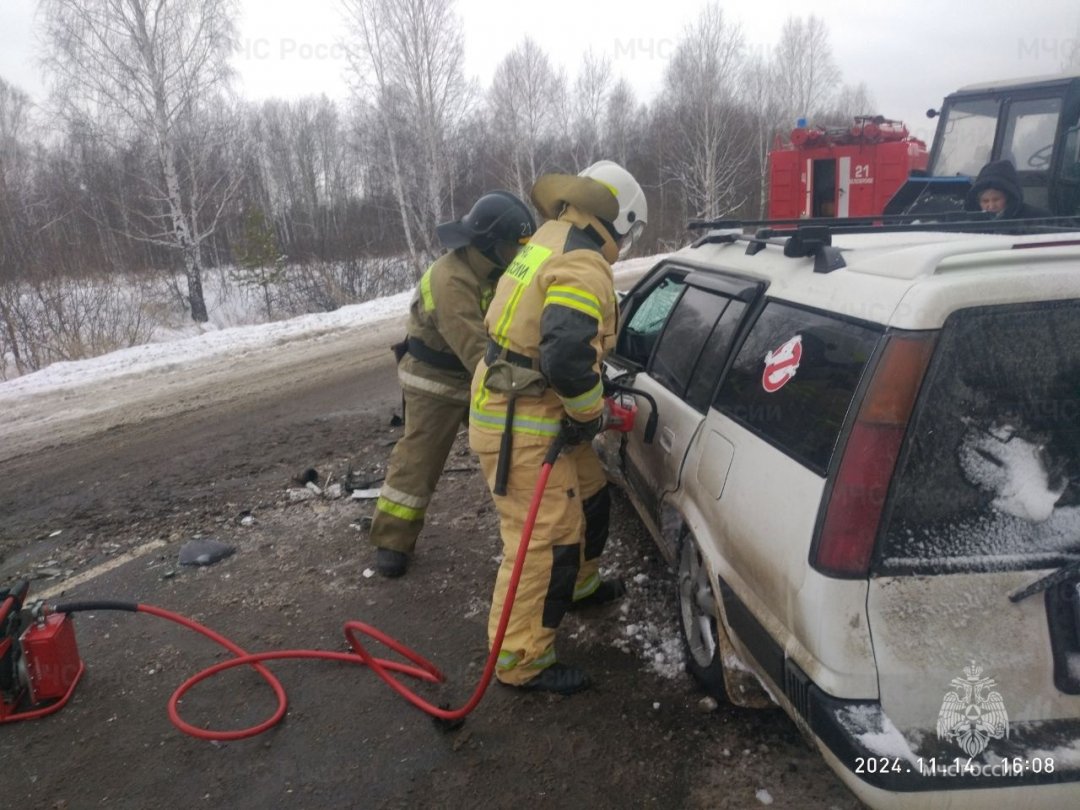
[687,214,1080,274]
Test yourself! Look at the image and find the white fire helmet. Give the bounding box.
[578,160,647,258]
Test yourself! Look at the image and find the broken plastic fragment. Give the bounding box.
[178,538,235,567]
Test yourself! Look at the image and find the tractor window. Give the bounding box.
[935,98,1000,177]
[1002,97,1061,172]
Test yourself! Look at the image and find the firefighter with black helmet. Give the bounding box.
[371,191,537,578]
[470,160,648,694]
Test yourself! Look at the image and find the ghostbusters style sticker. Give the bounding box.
[762,335,802,393]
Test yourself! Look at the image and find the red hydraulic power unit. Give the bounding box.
[768,116,928,220]
[22,613,83,704]
[1,581,84,723]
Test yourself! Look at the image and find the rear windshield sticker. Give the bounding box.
[762,335,803,393]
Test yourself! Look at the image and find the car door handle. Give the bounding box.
[660,427,675,452]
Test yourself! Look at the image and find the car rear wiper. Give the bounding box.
[1009,557,1080,603]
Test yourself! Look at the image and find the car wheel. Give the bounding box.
[676,533,726,699]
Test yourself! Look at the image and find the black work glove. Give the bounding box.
[560,401,611,445]
[560,415,603,445]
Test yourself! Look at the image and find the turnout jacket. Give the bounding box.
[399,246,500,403]
[470,204,620,451]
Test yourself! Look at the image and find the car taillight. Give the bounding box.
[813,332,937,577]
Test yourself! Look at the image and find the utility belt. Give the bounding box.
[483,340,538,370]
[401,336,467,373]
[481,340,548,496]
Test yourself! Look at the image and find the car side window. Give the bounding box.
[650,286,733,399]
[616,274,687,366]
[684,299,746,411]
[714,301,881,474]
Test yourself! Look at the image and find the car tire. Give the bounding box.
[676,532,727,700]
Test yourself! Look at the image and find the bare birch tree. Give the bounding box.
[603,77,637,168]
[817,82,877,126]
[488,37,565,201]
[772,15,842,122]
[741,54,786,217]
[567,51,611,171]
[0,77,35,372]
[341,0,470,267]
[40,0,239,322]
[660,3,750,220]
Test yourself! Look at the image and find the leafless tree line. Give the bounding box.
[1,1,872,372]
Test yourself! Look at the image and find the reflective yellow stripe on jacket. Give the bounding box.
[470,384,562,437]
[491,243,551,349]
[418,264,436,311]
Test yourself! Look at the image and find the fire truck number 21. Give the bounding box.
[851,163,873,185]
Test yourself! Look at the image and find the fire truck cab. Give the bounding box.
[767,117,928,220]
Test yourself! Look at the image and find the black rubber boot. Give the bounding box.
[509,663,591,695]
[568,578,626,611]
[375,548,409,578]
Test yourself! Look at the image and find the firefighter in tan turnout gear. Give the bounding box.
[371,191,537,578]
[470,161,648,694]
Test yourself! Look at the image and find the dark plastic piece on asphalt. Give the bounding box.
[178,538,236,567]
[294,468,320,486]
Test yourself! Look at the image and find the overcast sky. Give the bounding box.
[2,0,1078,145]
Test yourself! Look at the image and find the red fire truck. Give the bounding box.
[767,116,928,219]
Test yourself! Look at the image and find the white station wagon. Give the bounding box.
[599,221,1080,808]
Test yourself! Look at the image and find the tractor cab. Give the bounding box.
[886,73,1080,216]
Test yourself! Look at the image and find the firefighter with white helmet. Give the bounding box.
[371,191,536,578]
[469,160,648,693]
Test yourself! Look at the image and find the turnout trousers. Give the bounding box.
[369,382,468,555]
[477,441,611,685]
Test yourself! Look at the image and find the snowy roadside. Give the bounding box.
[0,256,664,400]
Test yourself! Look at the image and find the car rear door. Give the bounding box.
[869,300,1080,765]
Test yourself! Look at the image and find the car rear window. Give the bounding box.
[878,300,1080,573]
[714,301,881,474]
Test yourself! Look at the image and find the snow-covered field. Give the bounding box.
[0,254,665,399]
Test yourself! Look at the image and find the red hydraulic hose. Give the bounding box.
[48,440,563,741]
[344,442,561,723]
